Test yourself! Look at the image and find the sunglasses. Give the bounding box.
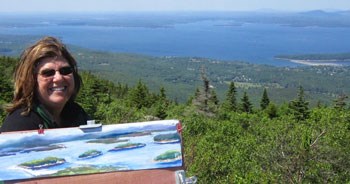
[38,66,74,78]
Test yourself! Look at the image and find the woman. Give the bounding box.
[1,36,90,132]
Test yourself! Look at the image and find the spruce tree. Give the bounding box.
[333,94,348,110]
[210,90,219,105]
[159,87,167,101]
[289,86,310,121]
[191,66,216,116]
[0,56,17,123]
[0,56,16,103]
[201,67,210,110]
[240,91,253,113]
[76,72,99,117]
[155,87,169,119]
[128,80,150,109]
[208,89,219,113]
[194,88,200,98]
[260,88,270,110]
[265,103,278,119]
[155,102,167,119]
[223,81,237,112]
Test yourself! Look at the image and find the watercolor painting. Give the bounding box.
[0,120,183,181]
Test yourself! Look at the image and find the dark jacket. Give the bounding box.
[1,102,90,132]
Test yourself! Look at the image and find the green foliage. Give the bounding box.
[289,86,310,121]
[154,101,168,120]
[265,102,278,119]
[1,55,350,183]
[0,56,18,124]
[260,88,270,110]
[95,100,139,124]
[76,72,117,118]
[127,80,152,109]
[191,68,218,116]
[0,56,17,97]
[333,94,348,110]
[222,81,237,112]
[240,91,253,113]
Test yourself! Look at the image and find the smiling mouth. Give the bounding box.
[50,86,67,92]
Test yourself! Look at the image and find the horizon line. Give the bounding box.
[0,9,349,14]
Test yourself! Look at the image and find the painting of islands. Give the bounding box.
[0,120,183,181]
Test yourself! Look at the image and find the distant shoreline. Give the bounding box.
[275,57,349,66]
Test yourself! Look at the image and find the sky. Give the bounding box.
[0,0,349,13]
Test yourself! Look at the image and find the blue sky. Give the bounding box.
[1,0,349,12]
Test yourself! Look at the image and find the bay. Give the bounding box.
[1,12,350,66]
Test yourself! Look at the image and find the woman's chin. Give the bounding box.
[46,98,69,106]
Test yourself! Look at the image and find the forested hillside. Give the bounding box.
[1,56,349,183]
[72,49,350,106]
[1,35,350,106]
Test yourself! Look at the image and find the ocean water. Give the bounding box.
[1,13,350,66]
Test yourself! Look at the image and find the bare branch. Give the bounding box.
[310,129,326,148]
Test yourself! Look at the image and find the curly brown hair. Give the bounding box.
[6,36,82,115]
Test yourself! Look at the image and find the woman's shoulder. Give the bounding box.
[1,108,42,132]
[62,102,91,127]
[64,102,88,116]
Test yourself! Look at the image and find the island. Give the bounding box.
[19,144,66,153]
[154,150,182,163]
[108,142,146,152]
[153,133,181,144]
[78,150,103,159]
[51,165,127,176]
[86,138,128,144]
[19,157,66,170]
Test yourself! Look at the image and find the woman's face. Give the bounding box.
[35,56,75,112]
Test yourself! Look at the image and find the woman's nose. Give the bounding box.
[52,71,64,81]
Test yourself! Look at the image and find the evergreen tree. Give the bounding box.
[194,88,200,98]
[223,81,237,112]
[289,86,310,121]
[0,56,18,123]
[155,101,167,120]
[316,100,323,108]
[0,56,17,103]
[210,90,219,105]
[76,72,117,118]
[0,69,13,103]
[74,73,99,118]
[201,67,210,110]
[128,80,151,109]
[159,87,167,101]
[240,91,253,113]
[191,67,216,116]
[333,94,348,110]
[208,89,219,113]
[260,88,270,110]
[265,103,278,119]
[154,87,169,119]
[115,82,129,99]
